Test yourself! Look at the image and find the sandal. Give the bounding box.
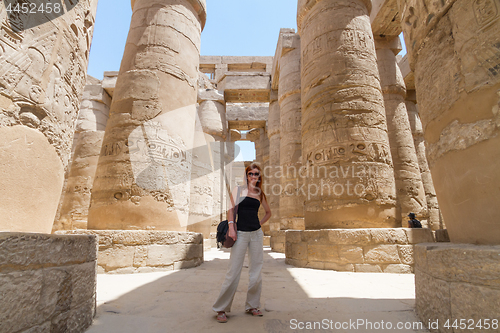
[246,308,263,316]
[216,312,228,323]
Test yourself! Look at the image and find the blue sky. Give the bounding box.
[87,1,405,162]
[87,0,299,161]
[87,0,298,77]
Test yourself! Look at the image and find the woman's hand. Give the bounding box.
[228,224,237,240]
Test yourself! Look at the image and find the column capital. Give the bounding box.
[131,0,207,30]
[298,0,372,32]
[374,35,402,55]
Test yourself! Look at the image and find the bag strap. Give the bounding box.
[224,175,241,225]
[234,186,241,223]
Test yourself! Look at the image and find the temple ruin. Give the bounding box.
[1,0,499,332]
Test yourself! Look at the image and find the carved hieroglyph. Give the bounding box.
[405,91,443,230]
[88,0,206,231]
[0,0,98,233]
[54,82,111,231]
[278,34,305,231]
[298,0,397,229]
[187,88,227,239]
[375,36,427,226]
[399,0,500,244]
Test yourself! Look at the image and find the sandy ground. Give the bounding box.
[86,247,429,333]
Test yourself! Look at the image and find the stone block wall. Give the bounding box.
[285,228,434,273]
[415,243,500,333]
[0,233,97,333]
[58,230,203,274]
[270,230,286,253]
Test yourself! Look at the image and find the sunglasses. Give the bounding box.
[247,172,260,177]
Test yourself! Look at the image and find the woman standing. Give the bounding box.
[212,163,272,323]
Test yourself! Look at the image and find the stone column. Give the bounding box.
[399,0,500,244]
[261,127,270,171]
[278,37,305,231]
[405,90,444,230]
[88,0,206,231]
[267,91,281,233]
[188,89,227,240]
[298,0,397,229]
[375,36,427,227]
[0,0,98,233]
[260,127,270,233]
[54,83,111,231]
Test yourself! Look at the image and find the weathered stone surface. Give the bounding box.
[338,245,364,264]
[0,233,96,333]
[415,270,452,333]
[364,245,401,264]
[415,243,500,332]
[298,0,397,229]
[354,264,383,273]
[399,0,500,244]
[226,103,268,131]
[98,246,135,271]
[450,282,500,329]
[0,127,64,233]
[398,245,415,265]
[324,262,355,272]
[57,230,203,273]
[376,36,427,226]
[287,242,307,261]
[405,228,433,244]
[275,31,305,232]
[147,244,203,266]
[419,243,500,288]
[384,264,412,274]
[434,229,450,243]
[405,94,443,230]
[370,228,408,244]
[0,0,98,233]
[285,230,303,244]
[54,82,111,231]
[370,0,401,36]
[88,0,207,231]
[286,228,429,273]
[266,96,281,234]
[0,233,97,272]
[328,229,372,245]
[308,244,339,262]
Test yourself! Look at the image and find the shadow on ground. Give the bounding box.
[86,248,429,333]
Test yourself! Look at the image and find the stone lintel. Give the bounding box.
[197,89,224,103]
[200,56,222,64]
[82,84,112,106]
[397,54,415,90]
[220,72,271,103]
[226,102,268,124]
[370,0,401,37]
[272,30,300,90]
[102,71,118,98]
[220,56,273,67]
[219,73,271,89]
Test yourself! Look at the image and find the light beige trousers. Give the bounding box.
[212,229,264,312]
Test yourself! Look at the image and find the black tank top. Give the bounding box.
[236,196,261,231]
